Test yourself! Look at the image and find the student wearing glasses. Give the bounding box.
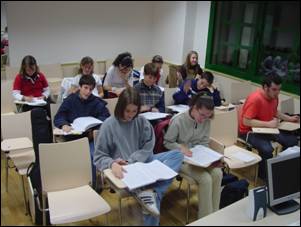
[164,92,223,219]
[103,52,134,96]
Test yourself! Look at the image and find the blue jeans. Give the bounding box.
[141,150,184,226]
[89,141,96,188]
[240,131,298,180]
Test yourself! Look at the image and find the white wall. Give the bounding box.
[1,2,7,32]
[7,1,154,66]
[151,1,186,64]
[193,1,211,68]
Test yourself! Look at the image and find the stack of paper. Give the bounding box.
[278,122,300,131]
[252,127,280,134]
[139,112,170,120]
[15,98,47,106]
[215,103,236,111]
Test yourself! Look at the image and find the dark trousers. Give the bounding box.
[239,131,298,180]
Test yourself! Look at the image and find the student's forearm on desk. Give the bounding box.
[243,117,276,128]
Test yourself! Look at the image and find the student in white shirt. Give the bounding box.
[69,56,104,97]
[103,52,134,96]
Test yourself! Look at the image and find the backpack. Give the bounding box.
[153,118,171,154]
[220,172,249,209]
[27,108,53,225]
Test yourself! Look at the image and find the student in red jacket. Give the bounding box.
[12,55,51,113]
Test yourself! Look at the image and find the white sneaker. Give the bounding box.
[134,189,160,217]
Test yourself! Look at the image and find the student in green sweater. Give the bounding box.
[164,92,223,218]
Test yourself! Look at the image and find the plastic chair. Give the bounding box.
[1,111,35,214]
[38,137,111,225]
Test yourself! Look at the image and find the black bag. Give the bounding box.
[27,108,53,225]
[220,173,249,209]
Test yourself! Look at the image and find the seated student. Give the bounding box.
[69,56,104,98]
[173,71,222,106]
[54,75,110,188]
[12,55,51,114]
[164,92,223,219]
[93,87,183,226]
[140,55,165,87]
[238,74,299,180]
[176,50,203,85]
[134,63,165,113]
[103,52,134,96]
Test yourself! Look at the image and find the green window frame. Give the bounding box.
[205,1,300,95]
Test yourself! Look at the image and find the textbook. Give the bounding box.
[139,112,170,121]
[53,117,103,135]
[184,145,223,168]
[14,98,47,106]
[121,160,177,190]
[71,117,103,132]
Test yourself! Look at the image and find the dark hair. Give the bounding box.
[144,63,157,77]
[114,87,141,120]
[79,74,96,89]
[262,74,282,88]
[152,55,163,64]
[19,55,40,75]
[185,50,198,68]
[201,71,214,85]
[189,92,215,118]
[78,56,94,74]
[112,52,133,68]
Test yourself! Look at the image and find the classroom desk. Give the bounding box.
[187,197,300,226]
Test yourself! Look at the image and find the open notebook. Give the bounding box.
[53,116,102,135]
[121,160,177,191]
[184,145,223,168]
[14,98,47,106]
[215,103,236,111]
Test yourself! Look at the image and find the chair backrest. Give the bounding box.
[164,87,177,107]
[57,77,74,103]
[1,79,16,114]
[210,109,238,147]
[50,103,61,128]
[39,137,91,192]
[1,110,32,140]
[39,63,63,79]
[105,97,118,115]
[230,81,252,104]
[5,65,19,80]
[280,97,295,114]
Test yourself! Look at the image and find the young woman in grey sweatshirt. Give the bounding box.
[94,87,183,226]
[164,92,223,219]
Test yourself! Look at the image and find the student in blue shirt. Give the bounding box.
[173,71,222,106]
[54,75,110,189]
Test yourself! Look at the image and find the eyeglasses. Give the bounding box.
[196,108,213,119]
[119,66,131,74]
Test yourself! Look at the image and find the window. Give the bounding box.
[206,1,300,95]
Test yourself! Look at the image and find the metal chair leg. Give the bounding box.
[178,178,183,191]
[21,175,29,215]
[254,164,259,187]
[118,197,122,225]
[5,156,9,192]
[42,194,46,226]
[105,213,109,225]
[186,183,190,224]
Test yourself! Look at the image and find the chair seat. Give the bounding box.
[224,145,261,169]
[47,185,111,224]
[8,149,35,173]
[1,137,33,152]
